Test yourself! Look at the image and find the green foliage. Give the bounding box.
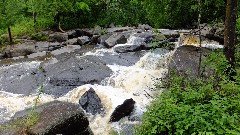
[0,0,25,29]
[30,33,48,41]
[142,0,225,28]
[136,52,240,135]
[97,0,147,27]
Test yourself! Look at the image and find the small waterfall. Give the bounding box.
[0,33,177,135]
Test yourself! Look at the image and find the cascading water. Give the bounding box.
[0,33,176,135]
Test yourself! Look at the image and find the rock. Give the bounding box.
[104,33,127,48]
[75,29,93,38]
[77,36,90,45]
[169,46,212,76]
[35,41,49,52]
[158,29,180,38]
[28,51,47,58]
[79,87,104,115]
[48,42,63,51]
[113,44,144,53]
[180,34,223,49]
[107,27,133,33]
[0,101,92,135]
[84,50,147,67]
[50,45,81,56]
[67,30,77,39]
[0,51,112,97]
[64,38,79,45]
[43,55,112,96]
[98,34,112,44]
[90,35,100,45]
[0,61,44,95]
[6,42,37,58]
[49,33,68,42]
[109,98,135,122]
[138,24,152,31]
[0,53,4,59]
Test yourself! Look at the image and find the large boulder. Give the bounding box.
[2,42,37,58]
[75,29,93,38]
[169,46,212,76]
[109,98,135,122]
[0,101,92,135]
[42,55,112,96]
[104,33,127,48]
[0,61,45,95]
[79,87,104,115]
[49,33,68,42]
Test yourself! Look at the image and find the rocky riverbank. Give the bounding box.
[0,24,224,135]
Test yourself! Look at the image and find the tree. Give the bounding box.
[25,0,48,24]
[47,0,90,32]
[224,0,238,77]
[0,0,25,44]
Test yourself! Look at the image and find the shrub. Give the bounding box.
[136,52,240,135]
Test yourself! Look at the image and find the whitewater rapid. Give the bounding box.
[0,46,174,134]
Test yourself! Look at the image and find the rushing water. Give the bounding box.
[0,44,174,135]
[0,31,225,134]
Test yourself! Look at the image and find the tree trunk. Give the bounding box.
[54,13,65,33]
[8,27,13,45]
[224,0,238,76]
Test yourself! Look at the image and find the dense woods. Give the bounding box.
[0,0,234,34]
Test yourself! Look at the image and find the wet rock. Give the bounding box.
[138,24,152,31]
[84,50,147,66]
[77,36,91,45]
[104,33,127,48]
[64,38,79,45]
[0,101,92,135]
[158,29,180,38]
[98,34,112,44]
[0,61,44,95]
[109,98,136,122]
[79,87,104,115]
[90,35,100,45]
[48,42,63,51]
[113,44,145,53]
[169,46,211,76]
[50,45,81,56]
[35,41,49,52]
[43,55,112,96]
[28,51,47,58]
[49,33,68,42]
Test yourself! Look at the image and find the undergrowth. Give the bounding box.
[136,52,240,135]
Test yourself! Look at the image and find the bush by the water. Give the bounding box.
[136,52,240,134]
